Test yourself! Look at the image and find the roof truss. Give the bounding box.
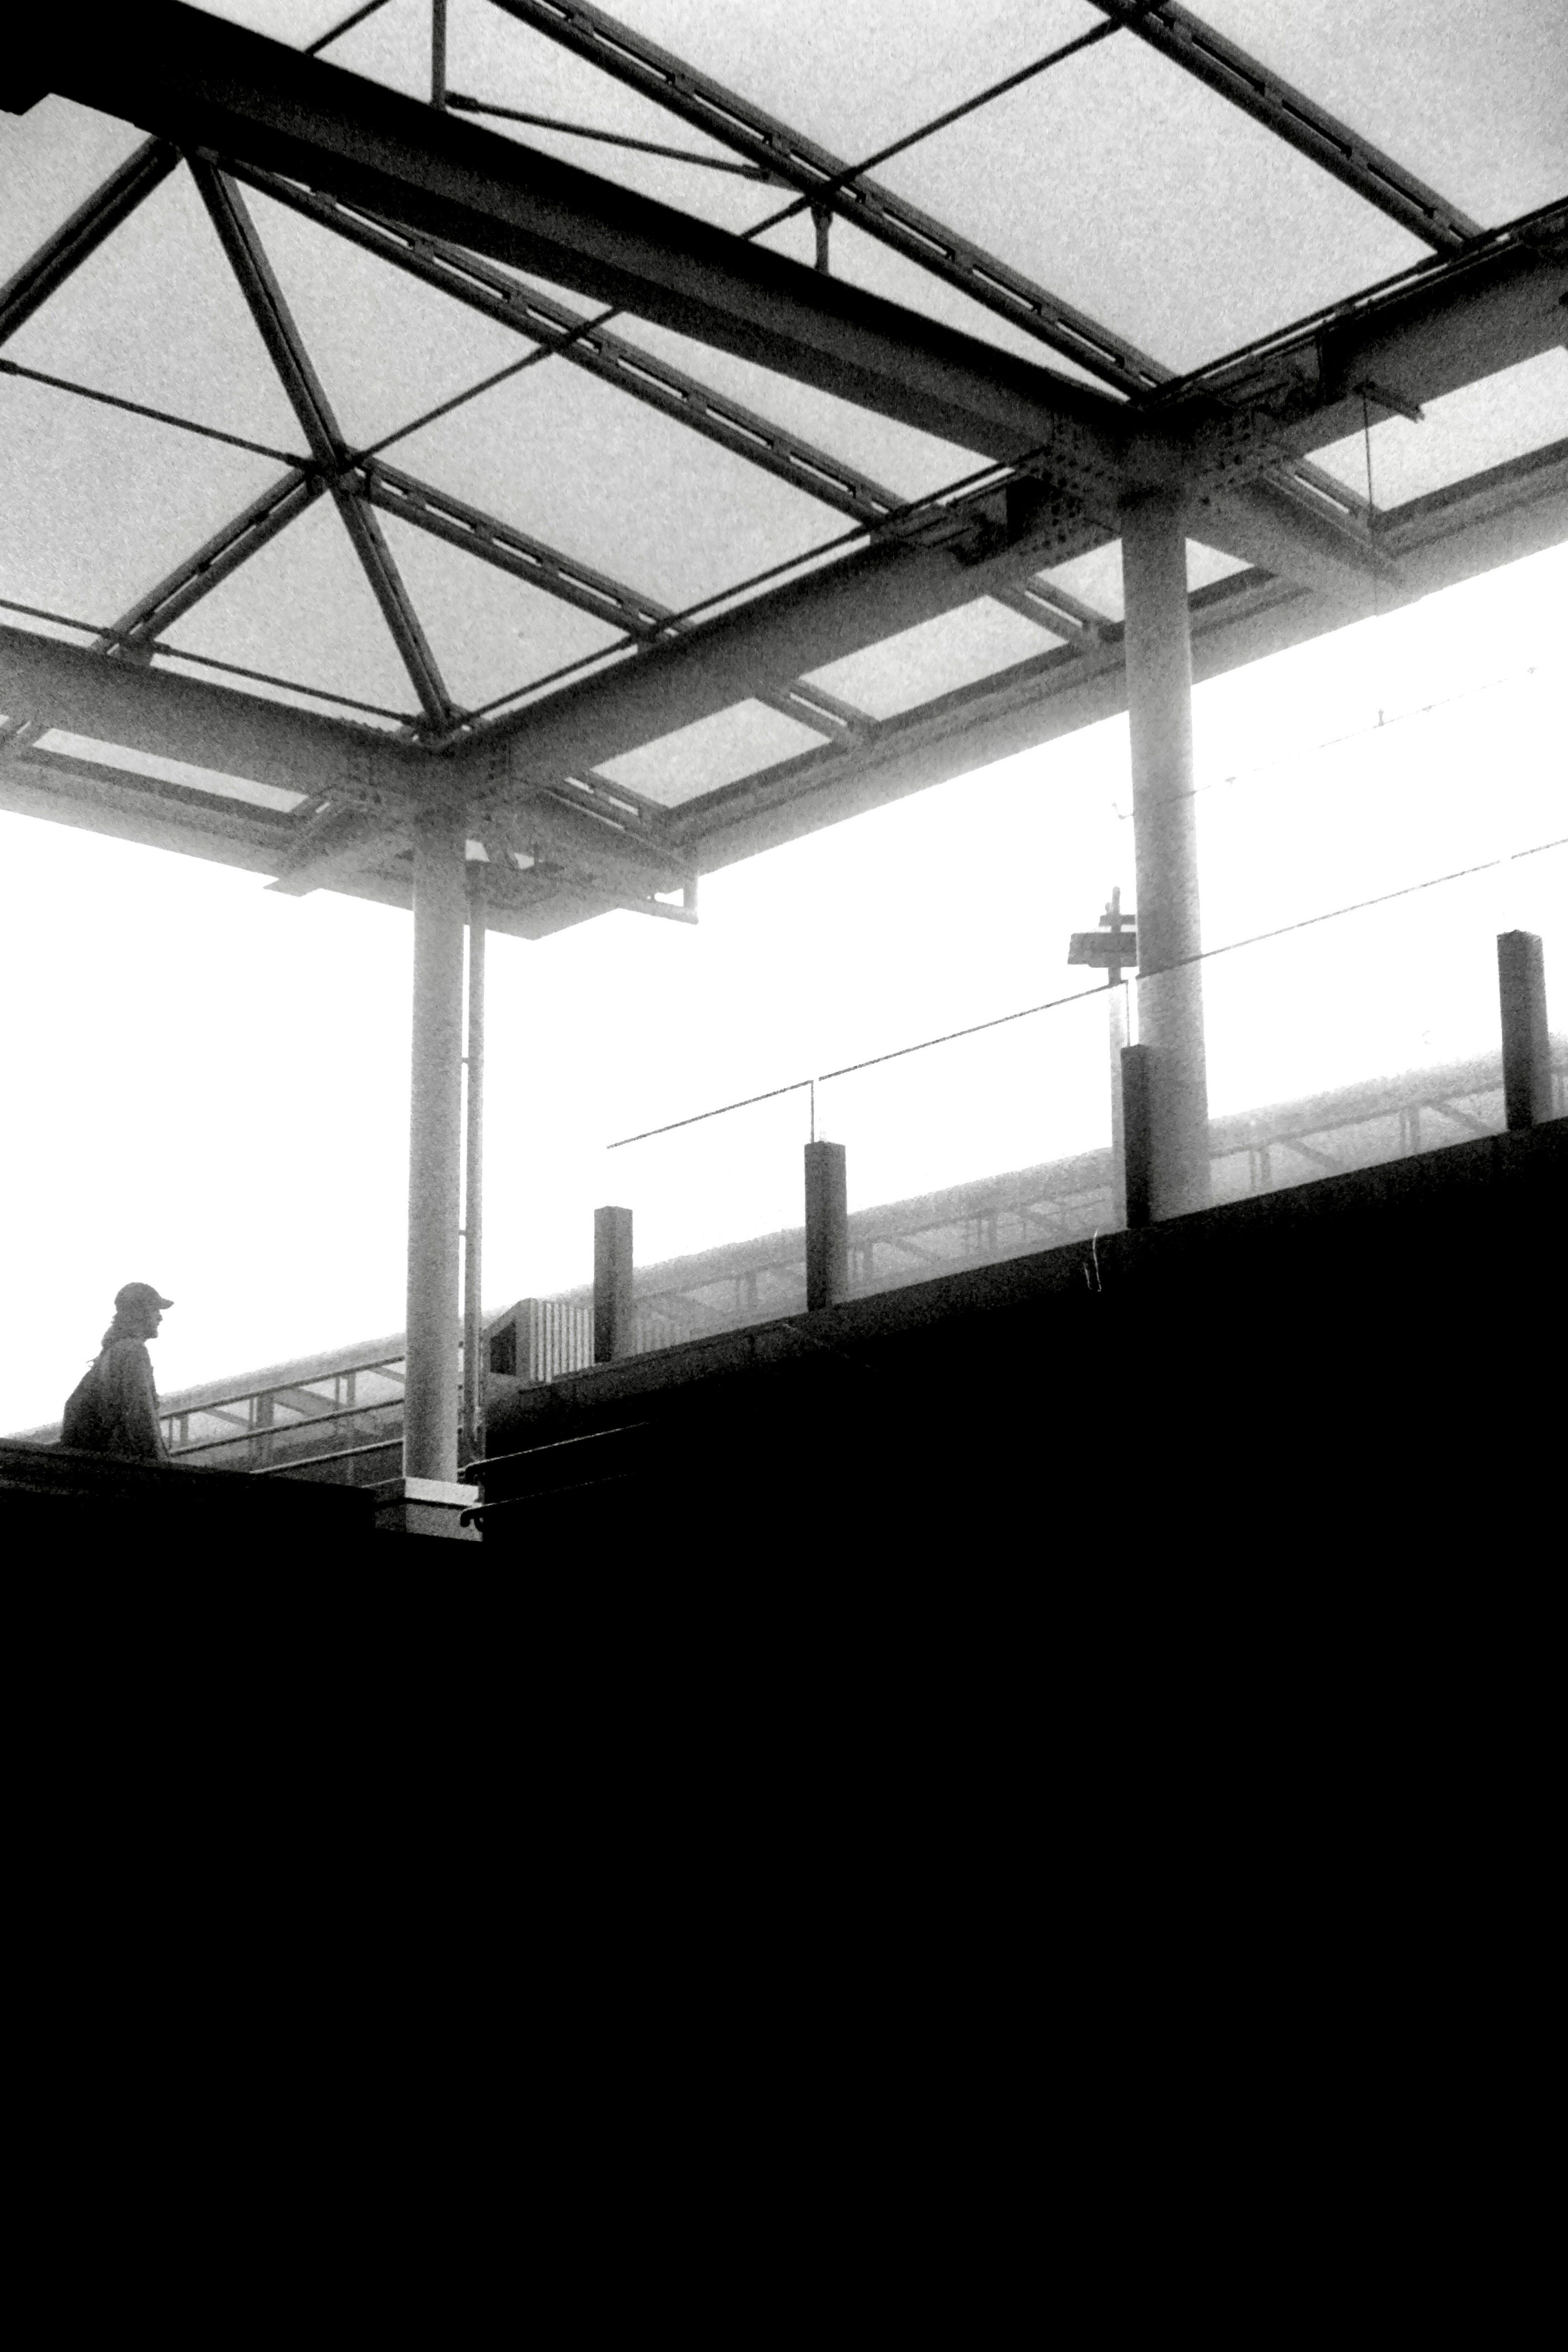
[2,0,1564,933]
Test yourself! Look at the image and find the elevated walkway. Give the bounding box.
[12,1039,1557,1488]
[471,1118,1566,1551]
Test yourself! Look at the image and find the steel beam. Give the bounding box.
[99,471,325,652]
[188,158,459,729]
[1156,202,1568,443]
[468,530,1066,789]
[0,138,178,345]
[1088,2,1482,252]
[678,449,1568,887]
[7,339,1559,926]
[214,165,909,530]
[0,619,421,804]
[363,463,674,639]
[492,0,1169,395]
[36,4,1133,484]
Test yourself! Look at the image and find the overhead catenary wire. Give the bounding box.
[1109,661,1552,824]
[606,833,1565,1152]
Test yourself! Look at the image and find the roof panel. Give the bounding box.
[245,182,528,448]
[604,0,1105,159]
[596,699,829,804]
[158,497,421,714]
[7,162,310,454]
[393,359,849,611]
[1190,0,1568,229]
[0,100,147,286]
[1312,352,1568,511]
[871,30,1428,372]
[801,597,1062,719]
[315,0,432,98]
[1036,543,1124,621]
[1184,542,1251,595]
[0,372,285,625]
[374,512,627,707]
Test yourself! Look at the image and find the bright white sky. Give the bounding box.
[2,541,1564,1434]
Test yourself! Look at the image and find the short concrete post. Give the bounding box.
[804,1141,848,1310]
[1498,931,1551,1130]
[1120,1045,1154,1231]
[594,1206,634,1363]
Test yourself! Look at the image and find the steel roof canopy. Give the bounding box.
[2,0,1564,936]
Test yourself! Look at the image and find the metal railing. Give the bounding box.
[129,1040,1562,1481]
[161,1351,406,1468]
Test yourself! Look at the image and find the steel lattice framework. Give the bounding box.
[2,0,1565,937]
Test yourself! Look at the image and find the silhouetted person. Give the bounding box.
[62,1283,174,1462]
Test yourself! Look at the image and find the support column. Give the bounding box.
[404,799,467,1486]
[1121,488,1210,1218]
[461,867,486,1465]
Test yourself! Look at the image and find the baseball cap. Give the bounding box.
[115,1282,174,1312]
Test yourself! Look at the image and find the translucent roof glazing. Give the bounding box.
[1191,0,1568,228]
[1,0,1563,926]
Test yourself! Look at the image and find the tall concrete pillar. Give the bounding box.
[403,799,467,1485]
[461,868,486,1466]
[1120,487,1210,1218]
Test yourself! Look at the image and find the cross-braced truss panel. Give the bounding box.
[1,0,1563,933]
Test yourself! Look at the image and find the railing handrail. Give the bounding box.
[251,1436,405,1477]
[167,1392,407,1456]
[158,1347,409,1425]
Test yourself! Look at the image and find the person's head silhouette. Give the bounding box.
[109,1282,173,1343]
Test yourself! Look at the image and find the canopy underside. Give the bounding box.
[2,0,1564,935]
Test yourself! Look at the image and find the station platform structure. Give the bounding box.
[470,1110,1567,1557]
[14,1036,1559,1499]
